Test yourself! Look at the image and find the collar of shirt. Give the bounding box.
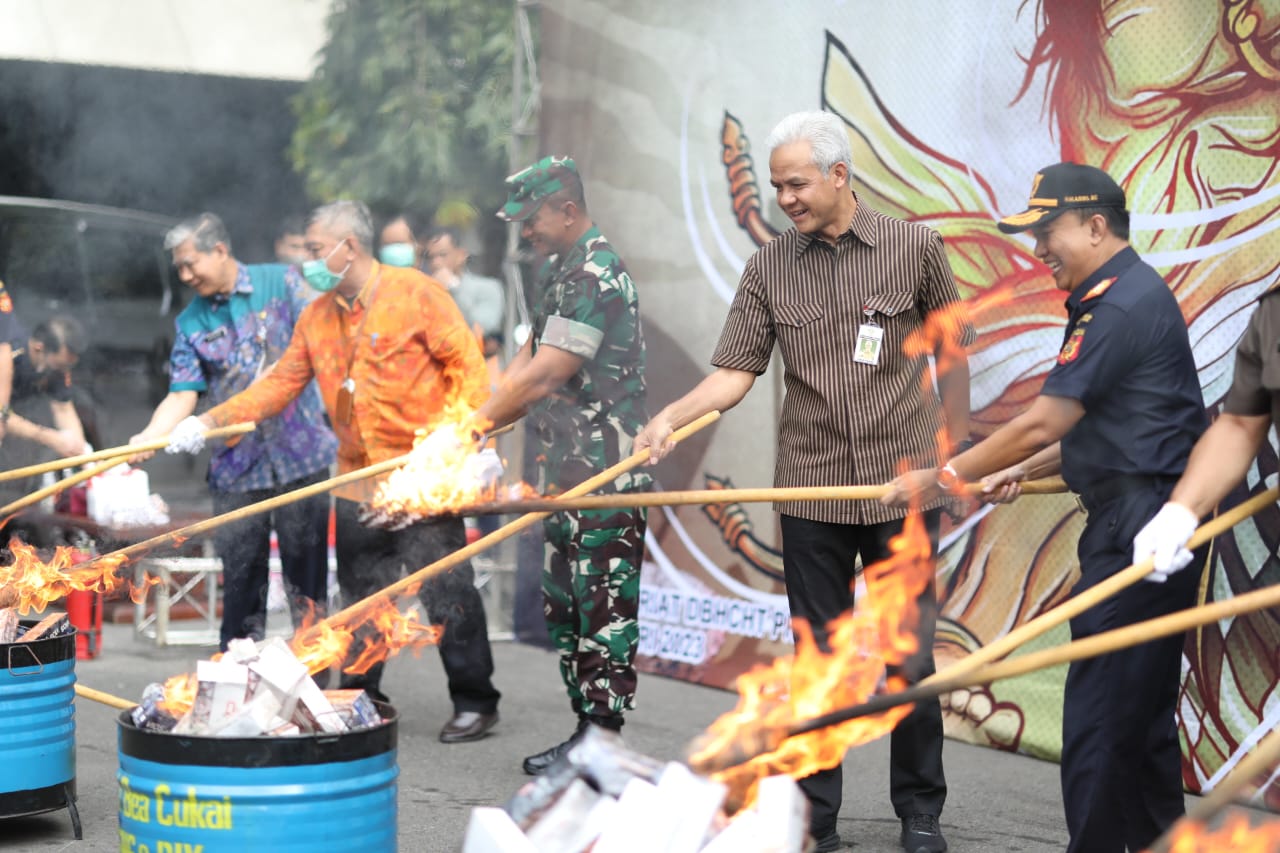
[208,263,254,305]
[794,191,878,256]
[1064,246,1140,313]
[334,261,382,314]
[548,224,602,277]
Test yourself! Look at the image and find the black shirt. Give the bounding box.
[9,330,73,405]
[1040,246,1207,495]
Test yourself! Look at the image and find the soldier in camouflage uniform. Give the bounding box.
[470,156,650,775]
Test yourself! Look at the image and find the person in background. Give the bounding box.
[274,214,309,266]
[424,226,507,362]
[166,200,503,745]
[377,212,428,271]
[131,213,337,653]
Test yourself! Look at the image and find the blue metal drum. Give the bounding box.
[117,703,398,853]
[0,620,80,838]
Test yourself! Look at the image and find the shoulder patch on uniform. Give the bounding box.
[1058,327,1086,364]
[1082,277,1116,301]
[0,291,12,314]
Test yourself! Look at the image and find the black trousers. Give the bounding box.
[780,511,947,836]
[333,498,500,714]
[1063,485,1204,853]
[210,469,331,651]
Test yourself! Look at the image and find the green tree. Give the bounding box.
[290,0,514,229]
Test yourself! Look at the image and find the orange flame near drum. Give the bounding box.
[691,508,936,809]
[0,539,142,614]
[1160,813,1280,852]
[155,598,444,716]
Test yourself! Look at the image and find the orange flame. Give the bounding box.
[1159,813,1280,852]
[692,509,936,809]
[372,402,535,515]
[158,671,199,716]
[0,539,141,615]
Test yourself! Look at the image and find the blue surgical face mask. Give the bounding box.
[378,242,416,268]
[301,241,351,292]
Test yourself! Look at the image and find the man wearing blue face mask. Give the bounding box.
[131,212,338,653]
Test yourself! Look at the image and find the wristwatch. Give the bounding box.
[936,462,963,493]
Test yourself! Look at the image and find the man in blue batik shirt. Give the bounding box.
[132,213,338,652]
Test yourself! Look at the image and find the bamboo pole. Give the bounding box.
[75,683,136,711]
[0,422,256,483]
[444,477,1069,516]
[295,411,723,644]
[0,457,125,519]
[923,485,1280,688]
[690,545,1280,773]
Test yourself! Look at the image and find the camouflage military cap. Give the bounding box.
[498,155,579,222]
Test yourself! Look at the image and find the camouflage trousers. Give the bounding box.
[542,503,648,719]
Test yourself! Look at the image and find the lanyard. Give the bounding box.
[339,271,382,378]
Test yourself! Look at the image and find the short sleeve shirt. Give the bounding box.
[170,263,337,492]
[1223,283,1280,427]
[1040,247,1207,495]
[528,224,650,495]
[710,197,974,525]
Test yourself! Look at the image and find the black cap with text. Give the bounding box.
[997,162,1127,234]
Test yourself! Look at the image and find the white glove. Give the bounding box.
[464,448,504,491]
[1133,502,1198,583]
[165,416,207,455]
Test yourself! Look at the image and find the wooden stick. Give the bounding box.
[0,457,125,519]
[443,477,1070,516]
[0,423,256,483]
[295,411,723,643]
[922,485,1280,687]
[75,683,136,711]
[70,452,416,573]
[691,532,1280,774]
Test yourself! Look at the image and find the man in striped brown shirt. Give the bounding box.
[637,110,971,853]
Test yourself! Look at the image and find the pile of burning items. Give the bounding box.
[130,636,383,737]
[464,727,812,853]
[0,609,71,644]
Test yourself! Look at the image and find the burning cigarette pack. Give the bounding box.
[130,699,180,734]
[323,689,384,730]
[0,608,17,644]
[187,659,252,734]
[16,612,71,642]
[466,727,808,853]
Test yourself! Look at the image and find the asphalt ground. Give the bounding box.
[2,617,1258,853]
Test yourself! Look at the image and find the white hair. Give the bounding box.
[308,200,375,252]
[764,111,853,177]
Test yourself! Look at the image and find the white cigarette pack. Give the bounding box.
[191,659,251,733]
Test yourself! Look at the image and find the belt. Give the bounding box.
[1077,473,1179,514]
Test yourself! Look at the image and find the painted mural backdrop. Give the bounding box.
[538,0,1280,798]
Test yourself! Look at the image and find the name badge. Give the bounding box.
[854,323,884,366]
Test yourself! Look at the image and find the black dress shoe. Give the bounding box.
[521,719,591,775]
[439,710,499,743]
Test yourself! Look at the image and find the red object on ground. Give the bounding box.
[65,549,102,659]
[65,589,103,660]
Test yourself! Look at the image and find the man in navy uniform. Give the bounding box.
[884,163,1208,853]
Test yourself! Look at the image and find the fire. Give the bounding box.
[1159,812,1280,852]
[340,599,444,675]
[372,402,502,516]
[158,671,199,716]
[691,508,936,809]
[0,539,141,614]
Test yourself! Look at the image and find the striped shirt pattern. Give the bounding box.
[711,196,973,525]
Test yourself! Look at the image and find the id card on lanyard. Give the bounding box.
[854,306,884,366]
[336,274,380,425]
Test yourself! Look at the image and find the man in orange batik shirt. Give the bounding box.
[168,200,503,745]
